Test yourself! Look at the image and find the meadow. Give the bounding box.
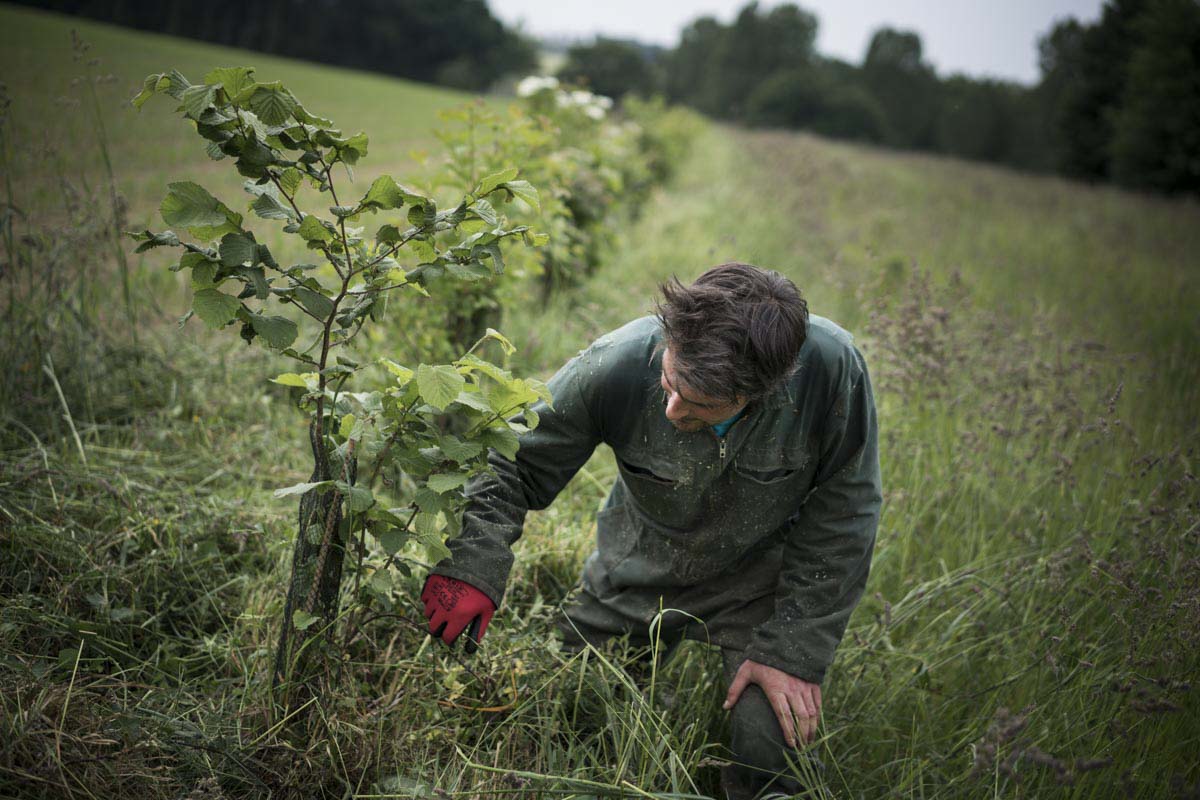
[1,5,1198,799]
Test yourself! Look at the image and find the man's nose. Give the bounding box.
[664,392,688,420]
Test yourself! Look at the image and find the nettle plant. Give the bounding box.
[130,67,549,694]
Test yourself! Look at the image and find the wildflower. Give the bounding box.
[515,75,559,97]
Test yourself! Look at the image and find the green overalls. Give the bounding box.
[435,314,881,796]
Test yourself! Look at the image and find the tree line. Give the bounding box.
[560,0,1200,196]
[11,0,537,91]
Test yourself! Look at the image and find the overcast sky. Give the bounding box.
[488,0,1106,85]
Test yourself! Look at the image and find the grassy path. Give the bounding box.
[508,125,1199,797]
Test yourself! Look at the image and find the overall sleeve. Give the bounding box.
[743,346,882,684]
[431,347,604,606]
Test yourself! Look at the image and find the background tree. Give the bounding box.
[1109,0,1200,193]
[746,65,885,142]
[1034,19,1087,172]
[860,27,940,149]
[934,77,1019,164]
[664,16,727,114]
[1050,0,1148,180]
[11,0,537,91]
[714,2,818,119]
[557,37,663,100]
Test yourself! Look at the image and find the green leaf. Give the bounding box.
[379,528,407,555]
[416,364,465,411]
[257,244,278,270]
[219,232,257,267]
[455,353,511,384]
[439,436,483,462]
[252,192,295,221]
[179,250,214,270]
[414,488,446,513]
[279,167,303,196]
[249,314,298,349]
[292,610,319,631]
[485,378,541,416]
[160,182,228,229]
[427,472,469,494]
[193,218,244,242]
[381,358,414,386]
[132,72,169,110]
[191,261,217,288]
[292,102,334,127]
[274,480,332,497]
[129,229,181,253]
[469,198,498,226]
[271,373,314,388]
[408,203,436,227]
[234,139,277,177]
[459,217,490,235]
[362,175,420,211]
[412,513,451,562]
[247,84,297,126]
[337,131,369,165]
[481,243,505,274]
[241,266,269,299]
[181,84,217,119]
[369,569,393,594]
[477,167,519,197]
[445,260,491,281]
[192,288,241,327]
[336,482,374,513]
[204,66,255,98]
[161,69,192,100]
[295,287,334,318]
[297,215,334,243]
[338,413,356,439]
[483,328,516,356]
[528,377,553,406]
[453,389,492,413]
[503,179,540,212]
[409,239,437,264]
[375,224,401,244]
[480,426,520,460]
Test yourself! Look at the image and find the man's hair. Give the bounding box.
[655,262,809,404]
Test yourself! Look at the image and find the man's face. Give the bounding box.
[660,347,747,433]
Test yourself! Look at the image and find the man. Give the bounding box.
[421,262,881,798]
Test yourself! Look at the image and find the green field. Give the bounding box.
[2,5,1198,799]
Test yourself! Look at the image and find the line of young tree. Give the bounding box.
[559,0,1200,196]
[11,0,537,91]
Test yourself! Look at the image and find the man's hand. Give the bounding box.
[421,574,495,653]
[723,658,822,748]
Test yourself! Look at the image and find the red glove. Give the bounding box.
[421,574,495,653]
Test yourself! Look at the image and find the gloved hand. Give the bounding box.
[421,574,495,654]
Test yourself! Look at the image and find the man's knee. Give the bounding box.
[728,683,795,776]
[722,651,814,798]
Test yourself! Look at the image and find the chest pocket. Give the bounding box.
[617,449,683,487]
[733,446,810,486]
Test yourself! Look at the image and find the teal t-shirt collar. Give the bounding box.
[711,406,746,438]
